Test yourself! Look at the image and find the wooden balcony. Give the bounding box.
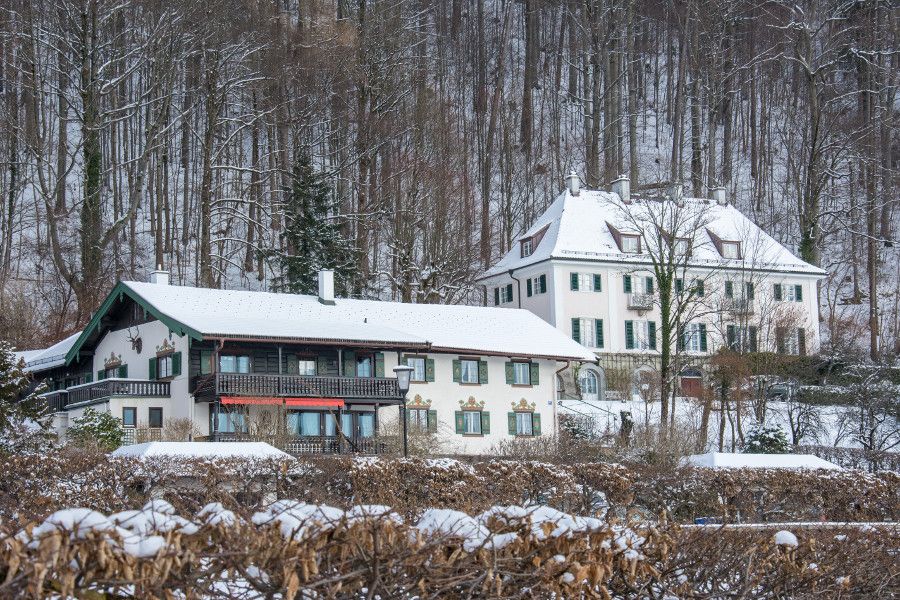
[627,293,654,311]
[37,390,68,413]
[65,378,171,407]
[200,433,388,456]
[193,373,402,403]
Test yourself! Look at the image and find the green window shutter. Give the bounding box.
[452,359,461,383]
[798,328,807,355]
[480,411,490,434]
[593,274,602,292]
[508,412,517,435]
[677,325,686,351]
[84,373,92,383]
[595,320,604,348]
[749,326,758,353]
[774,283,782,301]
[506,284,513,302]
[494,287,500,306]
[478,360,489,384]
[539,274,547,293]
[571,318,581,343]
[648,321,657,350]
[699,324,708,352]
[454,411,464,434]
[375,352,385,377]
[795,285,803,302]
[427,409,437,433]
[675,278,683,294]
[505,362,514,384]
[646,277,654,294]
[97,370,105,381]
[775,327,786,354]
[532,413,542,436]
[695,279,705,296]
[625,321,635,350]
[725,281,734,298]
[570,272,579,291]
[623,275,632,293]
[425,358,435,382]
[526,279,533,297]
[343,350,356,377]
[529,362,540,385]
[118,364,128,378]
[148,358,157,380]
[746,282,755,300]
[172,352,182,376]
[727,325,737,350]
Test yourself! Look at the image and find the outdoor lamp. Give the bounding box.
[393,364,415,457]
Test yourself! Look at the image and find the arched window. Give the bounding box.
[579,369,599,399]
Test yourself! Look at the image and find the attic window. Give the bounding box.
[621,235,640,254]
[521,238,533,257]
[721,241,741,259]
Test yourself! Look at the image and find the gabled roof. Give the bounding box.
[66,281,596,363]
[480,188,827,278]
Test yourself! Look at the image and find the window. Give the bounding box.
[200,350,214,375]
[776,327,806,356]
[521,238,533,257]
[526,274,547,297]
[122,407,136,428]
[515,412,534,436]
[358,413,375,438]
[721,241,741,259]
[693,279,705,296]
[289,411,322,436]
[460,359,480,384]
[495,284,514,305]
[298,360,316,376]
[157,355,173,378]
[579,370,599,396]
[682,323,708,353]
[213,407,247,434]
[356,355,372,377]
[625,320,656,350]
[571,318,604,348]
[775,283,803,302]
[148,408,163,429]
[220,355,250,373]
[463,411,482,434]
[401,356,424,382]
[624,275,653,295]
[408,408,429,432]
[727,325,759,352]
[621,235,640,253]
[570,272,601,292]
[674,238,691,255]
[512,362,531,385]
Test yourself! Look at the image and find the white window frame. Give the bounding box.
[785,328,801,355]
[157,355,173,379]
[408,408,429,432]
[512,362,531,385]
[721,241,740,259]
[407,357,426,382]
[621,235,640,254]
[633,321,651,350]
[685,323,703,352]
[463,410,482,434]
[577,318,599,348]
[297,359,316,376]
[498,285,514,304]
[521,238,533,257]
[579,370,599,395]
[460,359,480,384]
[783,284,798,302]
[674,238,691,255]
[530,275,546,295]
[515,411,534,436]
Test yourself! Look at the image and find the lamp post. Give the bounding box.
[393,365,414,458]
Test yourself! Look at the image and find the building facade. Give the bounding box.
[25,271,593,454]
[478,175,826,404]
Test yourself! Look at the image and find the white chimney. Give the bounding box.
[710,186,727,206]
[566,170,581,196]
[611,175,630,204]
[318,270,335,305]
[149,264,169,285]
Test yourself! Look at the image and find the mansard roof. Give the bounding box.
[480,188,827,278]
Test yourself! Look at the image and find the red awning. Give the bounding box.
[219,396,345,408]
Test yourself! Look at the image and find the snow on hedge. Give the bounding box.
[111,441,293,460]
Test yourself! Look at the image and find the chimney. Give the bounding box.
[611,175,630,204]
[566,170,581,196]
[149,264,169,285]
[667,182,684,206]
[318,270,335,305]
[710,186,727,206]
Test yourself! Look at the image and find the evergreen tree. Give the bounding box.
[0,341,55,453]
[272,153,358,295]
[742,425,791,454]
[67,408,124,452]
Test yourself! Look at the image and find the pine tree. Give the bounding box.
[67,408,124,452]
[272,153,358,295]
[0,341,55,453]
[742,425,791,454]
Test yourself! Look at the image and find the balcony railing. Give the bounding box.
[65,378,171,407]
[37,390,68,413]
[195,373,402,402]
[628,293,654,310]
[723,297,755,315]
[200,433,387,455]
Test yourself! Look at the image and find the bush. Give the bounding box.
[67,408,124,451]
[743,425,791,454]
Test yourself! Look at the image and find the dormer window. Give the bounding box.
[521,238,533,257]
[674,238,691,255]
[621,235,640,254]
[721,241,741,259]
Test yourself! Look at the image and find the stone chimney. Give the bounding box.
[566,170,581,196]
[149,264,169,285]
[318,270,335,305]
[710,186,727,206]
[611,175,630,204]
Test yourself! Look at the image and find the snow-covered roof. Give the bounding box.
[111,441,293,460]
[115,281,595,361]
[684,452,843,470]
[481,188,827,278]
[22,332,82,373]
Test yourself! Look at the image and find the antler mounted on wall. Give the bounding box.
[126,326,143,354]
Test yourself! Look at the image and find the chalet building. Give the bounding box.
[478,174,826,404]
[25,270,593,454]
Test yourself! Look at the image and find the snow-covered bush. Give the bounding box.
[743,425,791,454]
[66,408,124,451]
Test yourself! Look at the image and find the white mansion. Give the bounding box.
[478,174,826,403]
